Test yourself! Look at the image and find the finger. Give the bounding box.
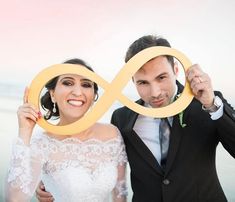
[18,108,40,122]
[36,189,53,197]
[39,181,45,188]
[190,73,211,90]
[18,105,40,119]
[191,85,203,96]
[190,76,202,88]
[19,103,40,114]
[36,182,54,202]
[186,64,203,81]
[187,71,203,82]
[191,80,209,96]
[197,76,203,83]
[40,184,45,190]
[36,195,54,202]
[18,111,38,122]
[36,185,53,198]
[23,87,29,104]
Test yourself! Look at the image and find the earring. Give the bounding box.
[52,102,57,113]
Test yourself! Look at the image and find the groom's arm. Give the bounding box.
[36,181,54,202]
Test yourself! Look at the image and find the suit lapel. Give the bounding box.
[165,83,189,175]
[123,99,164,175]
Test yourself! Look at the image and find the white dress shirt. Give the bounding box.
[133,112,173,165]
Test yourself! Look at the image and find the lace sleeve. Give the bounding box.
[112,132,128,202]
[5,136,45,201]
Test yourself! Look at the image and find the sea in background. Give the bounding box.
[0,83,235,202]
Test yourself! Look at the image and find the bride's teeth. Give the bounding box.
[68,100,83,106]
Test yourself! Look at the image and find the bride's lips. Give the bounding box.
[67,99,84,107]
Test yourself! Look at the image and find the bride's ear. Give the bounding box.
[49,90,56,103]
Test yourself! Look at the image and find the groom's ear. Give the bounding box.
[173,61,179,77]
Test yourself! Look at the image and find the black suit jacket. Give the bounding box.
[111,89,235,202]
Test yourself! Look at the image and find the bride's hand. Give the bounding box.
[17,87,41,144]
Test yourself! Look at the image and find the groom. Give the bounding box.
[36,35,235,202]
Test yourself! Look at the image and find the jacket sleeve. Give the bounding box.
[215,91,235,158]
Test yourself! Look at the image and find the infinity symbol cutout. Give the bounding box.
[28,46,193,135]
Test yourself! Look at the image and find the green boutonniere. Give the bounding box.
[179,110,187,128]
[175,93,187,128]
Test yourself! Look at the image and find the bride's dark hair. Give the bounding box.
[40,58,98,120]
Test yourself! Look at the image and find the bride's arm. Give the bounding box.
[5,136,44,202]
[5,87,43,201]
[112,163,127,202]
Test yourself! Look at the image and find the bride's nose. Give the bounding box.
[71,85,83,96]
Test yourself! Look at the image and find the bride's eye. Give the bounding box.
[81,82,93,88]
[62,80,74,86]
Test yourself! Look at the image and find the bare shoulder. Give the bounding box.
[92,123,119,140]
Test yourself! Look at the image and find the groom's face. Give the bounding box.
[133,56,178,108]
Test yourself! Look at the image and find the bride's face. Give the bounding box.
[50,74,95,125]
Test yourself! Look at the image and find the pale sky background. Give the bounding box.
[0,0,235,104]
[1,0,235,201]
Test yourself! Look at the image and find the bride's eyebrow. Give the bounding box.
[59,76,75,82]
[59,77,94,85]
[81,78,93,83]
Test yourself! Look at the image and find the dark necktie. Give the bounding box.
[159,118,171,168]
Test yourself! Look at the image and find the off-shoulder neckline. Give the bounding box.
[37,131,122,144]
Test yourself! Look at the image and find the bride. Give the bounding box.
[5,58,127,202]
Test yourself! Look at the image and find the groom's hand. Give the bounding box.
[36,181,54,202]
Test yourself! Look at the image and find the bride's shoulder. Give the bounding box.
[92,123,120,140]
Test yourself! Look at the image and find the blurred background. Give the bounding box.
[1,0,235,201]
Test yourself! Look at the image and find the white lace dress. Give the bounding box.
[6,130,128,202]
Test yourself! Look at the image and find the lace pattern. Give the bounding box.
[7,138,32,194]
[6,129,128,202]
[114,180,128,198]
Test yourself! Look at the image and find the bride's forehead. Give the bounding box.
[59,74,88,80]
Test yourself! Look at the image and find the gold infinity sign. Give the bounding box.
[28,47,194,135]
